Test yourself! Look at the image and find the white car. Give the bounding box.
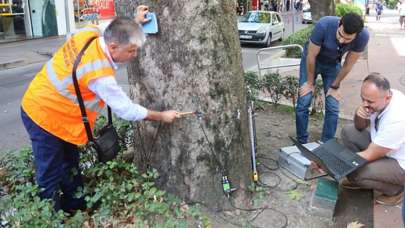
[238,11,285,47]
[302,8,312,24]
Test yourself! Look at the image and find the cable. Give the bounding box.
[198,121,227,174]
[256,154,279,171]
[226,195,289,228]
[190,108,290,228]
[145,122,162,164]
[135,122,162,169]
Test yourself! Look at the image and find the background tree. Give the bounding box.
[115,1,252,209]
[308,0,336,21]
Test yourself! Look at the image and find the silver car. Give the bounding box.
[238,11,285,47]
[302,8,312,24]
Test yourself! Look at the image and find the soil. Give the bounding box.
[208,103,353,228]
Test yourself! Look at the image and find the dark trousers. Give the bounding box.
[21,108,85,212]
[341,124,405,196]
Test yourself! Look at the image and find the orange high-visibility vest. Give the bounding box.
[22,26,116,145]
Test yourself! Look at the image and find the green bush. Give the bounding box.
[0,119,210,227]
[386,0,399,9]
[263,72,284,105]
[335,3,363,17]
[282,25,314,58]
[243,71,324,113]
[244,71,263,102]
[311,79,325,115]
[281,75,299,109]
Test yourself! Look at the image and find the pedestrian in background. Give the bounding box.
[295,13,369,144]
[366,3,370,15]
[398,2,405,29]
[271,0,278,12]
[20,5,180,213]
[376,1,383,21]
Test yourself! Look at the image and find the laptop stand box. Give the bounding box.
[278,142,326,180]
[290,137,367,181]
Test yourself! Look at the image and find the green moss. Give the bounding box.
[223,113,230,125]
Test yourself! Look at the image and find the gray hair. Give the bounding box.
[103,17,146,47]
[363,72,391,91]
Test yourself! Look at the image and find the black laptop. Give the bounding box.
[289,137,367,181]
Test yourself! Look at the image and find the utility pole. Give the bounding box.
[64,0,71,39]
[292,0,295,34]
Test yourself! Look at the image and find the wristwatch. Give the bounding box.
[330,85,340,90]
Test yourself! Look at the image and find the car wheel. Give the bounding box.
[266,33,272,47]
[278,30,284,41]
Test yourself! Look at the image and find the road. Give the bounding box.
[241,13,308,71]
[0,63,129,154]
[0,16,307,153]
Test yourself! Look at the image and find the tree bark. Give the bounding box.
[308,0,336,22]
[116,1,252,209]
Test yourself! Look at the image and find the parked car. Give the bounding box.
[302,8,312,24]
[238,11,285,47]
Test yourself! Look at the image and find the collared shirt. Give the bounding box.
[87,36,148,121]
[370,89,405,170]
[306,16,369,64]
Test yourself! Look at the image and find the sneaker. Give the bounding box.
[341,178,365,190]
[375,192,404,206]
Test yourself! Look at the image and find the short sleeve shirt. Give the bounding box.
[308,16,369,64]
[370,90,405,170]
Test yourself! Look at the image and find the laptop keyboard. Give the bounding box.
[315,150,353,174]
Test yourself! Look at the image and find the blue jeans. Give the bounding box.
[403,185,405,225]
[295,54,341,144]
[21,108,85,212]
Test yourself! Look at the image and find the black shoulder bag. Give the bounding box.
[72,37,120,163]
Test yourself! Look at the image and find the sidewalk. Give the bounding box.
[0,36,65,70]
[0,19,114,71]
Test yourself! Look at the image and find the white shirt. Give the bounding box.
[399,4,405,16]
[87,36,148,121]
[370,89,405,169]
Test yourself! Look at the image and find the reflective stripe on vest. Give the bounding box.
[45,58,111,113]
[21,26,116,145]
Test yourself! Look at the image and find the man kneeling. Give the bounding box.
[341,73,405,206]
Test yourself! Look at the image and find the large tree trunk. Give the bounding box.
[116,1,252,209]
[308,0,336,21]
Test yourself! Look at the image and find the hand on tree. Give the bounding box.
[299,82,314,97]
[160,110,180,123]
[135,5,150,24]
[326,87,342,101]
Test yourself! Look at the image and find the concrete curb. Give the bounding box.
[0,59,25,71]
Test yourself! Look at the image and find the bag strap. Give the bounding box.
[72,36,113,142]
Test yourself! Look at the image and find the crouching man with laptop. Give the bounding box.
[341,73,405,206]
